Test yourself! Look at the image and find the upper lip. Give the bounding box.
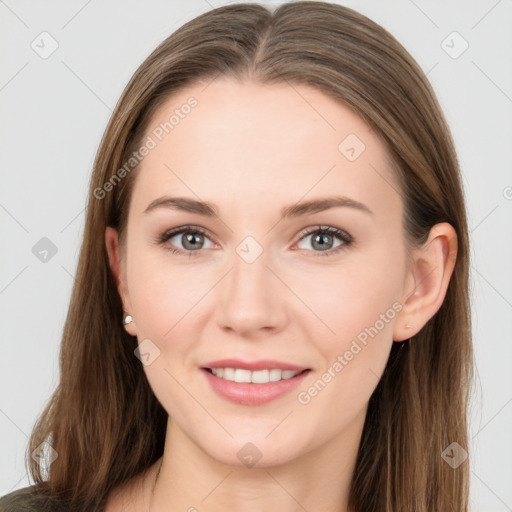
[201,359,310,372]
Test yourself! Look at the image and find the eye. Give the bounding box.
[156,224,353,258]
[294,225,353,257]
[157,225,215,256]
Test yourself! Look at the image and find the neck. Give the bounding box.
[147,412,364,512]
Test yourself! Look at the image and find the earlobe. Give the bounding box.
[393,223,458,342]
[122,311,137,337]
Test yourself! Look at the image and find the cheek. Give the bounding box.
[292,243,404,403]
[126,241,208,337]
[127,253,207,416]
[292,269,401,429]
[293,249,404,344]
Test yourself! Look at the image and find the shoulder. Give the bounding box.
[0,485,51,512]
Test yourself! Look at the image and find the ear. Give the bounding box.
[393,222,458,342]
[105,226,137,336]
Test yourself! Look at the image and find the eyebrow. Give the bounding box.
[143,195,374,218]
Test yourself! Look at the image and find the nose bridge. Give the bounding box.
[216,238,285,334]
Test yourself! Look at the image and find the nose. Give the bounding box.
[215,246,288,337]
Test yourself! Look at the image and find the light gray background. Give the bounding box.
[1,0,511,510]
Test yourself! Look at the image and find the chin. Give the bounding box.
[200,435,305,470]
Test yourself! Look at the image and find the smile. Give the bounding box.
[206,367,303,383]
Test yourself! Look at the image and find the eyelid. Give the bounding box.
[295,224,351,241]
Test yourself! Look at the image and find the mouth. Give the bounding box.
[200,363,312,406]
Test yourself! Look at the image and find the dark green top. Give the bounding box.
[0,485,103,512]
[0,485,50,511]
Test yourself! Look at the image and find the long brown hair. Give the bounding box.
[26,2,473,510]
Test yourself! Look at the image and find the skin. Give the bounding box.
[104,77,457,512]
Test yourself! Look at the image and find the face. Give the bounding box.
[108,77,412,468]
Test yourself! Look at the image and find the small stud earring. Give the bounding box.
[123,313,133,326]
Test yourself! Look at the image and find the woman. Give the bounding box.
[0,1,473,511]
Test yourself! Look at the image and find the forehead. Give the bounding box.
[130,77,401,221]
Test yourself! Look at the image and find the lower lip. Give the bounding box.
[201,368,311,406]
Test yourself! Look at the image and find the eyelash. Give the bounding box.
[155,224,353,258]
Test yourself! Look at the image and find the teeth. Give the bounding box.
[223,368,235,380]
[269,369,281,382]
[234,368,252,383]
[210,367,302,383]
